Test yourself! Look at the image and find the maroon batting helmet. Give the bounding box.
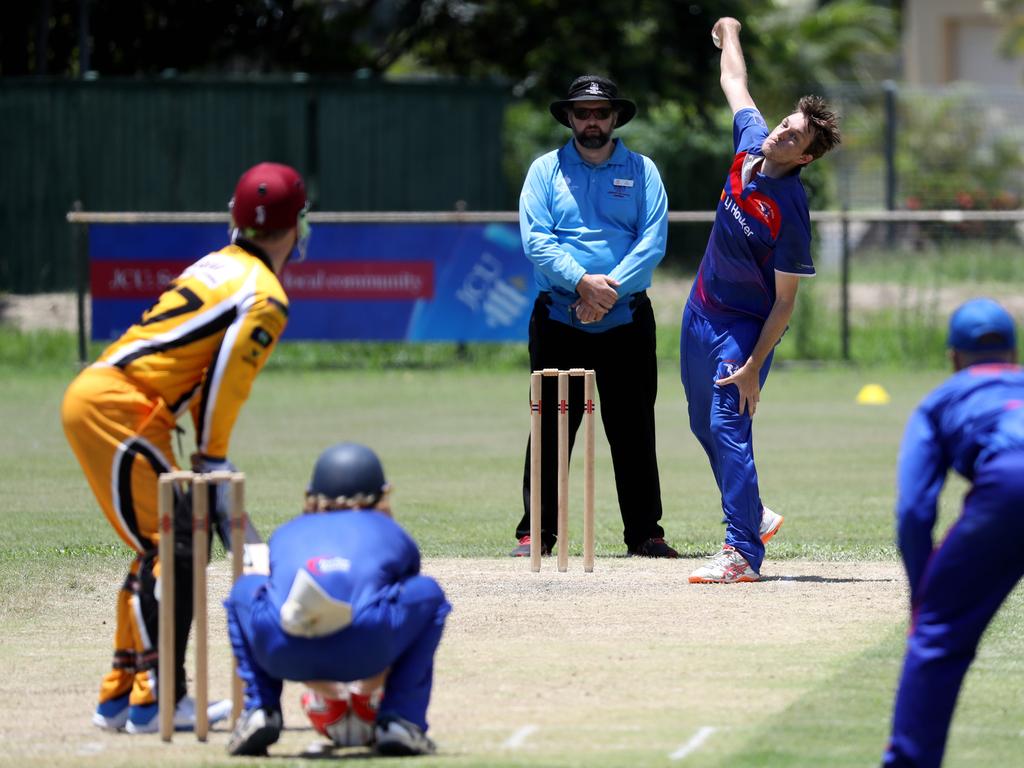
[230,162,307,234]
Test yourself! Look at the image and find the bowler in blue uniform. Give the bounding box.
[683,17,841,584]
[883,298,1024,768]
[224,442,451,757]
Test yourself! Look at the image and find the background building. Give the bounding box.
[903,0,1024,85]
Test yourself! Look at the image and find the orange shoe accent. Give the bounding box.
[760,513,784,545]
[688,572,759,584]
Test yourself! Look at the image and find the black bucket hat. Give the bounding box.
[549,75,637,128]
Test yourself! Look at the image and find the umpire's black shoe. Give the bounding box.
[510,535,552,557]
[627,537,679,558]
[227,707,282,756]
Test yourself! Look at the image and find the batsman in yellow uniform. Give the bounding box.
[61,162,309,734]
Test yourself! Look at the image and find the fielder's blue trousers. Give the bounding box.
[883,451,1024,768]
[225,573,451,731]
[680,305,774,572]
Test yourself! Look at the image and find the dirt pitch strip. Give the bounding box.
[0,557,906,767]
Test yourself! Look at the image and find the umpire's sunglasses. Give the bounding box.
[572,107,613,121]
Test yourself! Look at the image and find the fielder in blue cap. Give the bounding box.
[882,298,1022,768]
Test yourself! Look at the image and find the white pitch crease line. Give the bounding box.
[669,726,717,760]
[503,724,539,749]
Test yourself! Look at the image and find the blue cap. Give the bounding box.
[947,298,1017,352]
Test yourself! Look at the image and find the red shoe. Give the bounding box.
[350,691,378,723]
[301,689,377,747]
[509,535,551,557]
[301,690,348,739]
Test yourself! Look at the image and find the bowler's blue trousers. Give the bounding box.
[680,305,774,572]
[225,574,451,731]
[883,451,1024,767]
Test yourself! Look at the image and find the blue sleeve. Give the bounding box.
[773,195,815,275]
[733,108,769,154]
[519,155,586,292]
[607,156,668,294]
[895,406,948,604]
[385,524,421,582]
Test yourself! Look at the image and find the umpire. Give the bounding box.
[883,298,1024,767]
[511,75,676,559]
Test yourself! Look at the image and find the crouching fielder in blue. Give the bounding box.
[883,298,1024,768]
[224,442,451,757]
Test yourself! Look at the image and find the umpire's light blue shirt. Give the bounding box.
[519,138,668,332]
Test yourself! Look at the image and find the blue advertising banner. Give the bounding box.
[90,222,537,342]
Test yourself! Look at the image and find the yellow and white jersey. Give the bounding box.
[96,241,288,459]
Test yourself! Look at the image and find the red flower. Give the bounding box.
[955,191,975,209]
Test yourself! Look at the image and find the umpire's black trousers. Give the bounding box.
[517,292,665,550]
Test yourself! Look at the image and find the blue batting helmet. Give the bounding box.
[306,443,389,511]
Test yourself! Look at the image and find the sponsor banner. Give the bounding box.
[89,222,536,341]
[279,261,433,300]
[92,260,435,301]
[92,260,185,299]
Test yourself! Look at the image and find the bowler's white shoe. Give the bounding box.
[689,545,759,584]
[759,506,784,545]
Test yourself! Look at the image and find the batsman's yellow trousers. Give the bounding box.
[62,365,179,706]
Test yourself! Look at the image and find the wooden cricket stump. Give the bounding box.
[529,368,596,573]
[157,470,246,743]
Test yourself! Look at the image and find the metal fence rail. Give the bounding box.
[67,208,1024,365]
[67,209,1024,225]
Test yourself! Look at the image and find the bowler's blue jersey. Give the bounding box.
[265,511,421,615]
[688,108,814,322]
[896,363,1024,591]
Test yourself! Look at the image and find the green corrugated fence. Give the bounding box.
[1,76,508,293]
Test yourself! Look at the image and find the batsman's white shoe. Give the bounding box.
[689,545,760,584]
[759,506,784,545]
[92,693,130,731]
[375,715,437,756]
[125,695,233,734]
[227,707,282,756]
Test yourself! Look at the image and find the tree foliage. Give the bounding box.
[4,0,900,238]
[2,1,436,77]
[990,0,1024,60]
[411,0,748,107]
[7,2,895,94]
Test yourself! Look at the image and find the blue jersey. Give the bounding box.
[265,511,421,617]
[519,138,668,332]
[688,108,814,322]
[896,362,1024,591]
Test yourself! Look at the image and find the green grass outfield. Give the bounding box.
[2,359,1022,767]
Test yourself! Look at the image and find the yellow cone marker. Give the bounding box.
[856,383,891,405]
